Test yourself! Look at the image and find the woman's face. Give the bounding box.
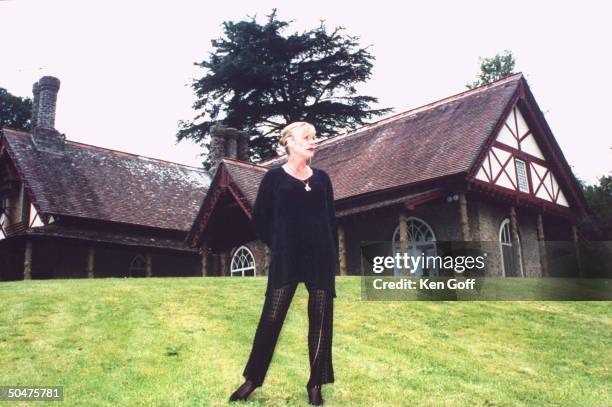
[288,128,316,159]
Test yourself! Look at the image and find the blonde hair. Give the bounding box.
[279,121,316,155]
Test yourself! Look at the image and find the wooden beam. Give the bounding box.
[145,253,152,277]
[201,242,208,277]
[23,240,32,280]
[459,193,471,241]
[399,211,409,276]
[86,246,95,278]
[470,180,573,218]
[220,251,227,277]
[509,207,524,277]
[536,213,548,277]
[492,141,548,167]
[338,224,347,276]
[572,224,584,278]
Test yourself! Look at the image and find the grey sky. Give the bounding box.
[2,0,610,183]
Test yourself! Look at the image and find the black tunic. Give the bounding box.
[251,165,338,298]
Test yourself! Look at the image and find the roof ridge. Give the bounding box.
[258,72,524,165]
[2,128,206,172]
[1,128,32,136]
[66,139,207,171]
[315,72,524,148]
[222,157,269,171]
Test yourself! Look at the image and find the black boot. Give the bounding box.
[229,379,259,402]
[307,384,324,405]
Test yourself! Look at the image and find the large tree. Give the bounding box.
[0,87,32,132]
[177,9,391,167]
[466,50,516,89]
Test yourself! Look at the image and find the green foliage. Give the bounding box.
[578,175,612,235]
[466,50,516,89]
[177,9,392,168]
[0,88,32,132]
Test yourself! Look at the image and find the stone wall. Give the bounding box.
[474,200,543,277]
[242,197,584,280]
[341,201,466,276]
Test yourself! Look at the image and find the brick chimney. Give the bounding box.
[31,76,65,154]
[209,125,250,175]
[237,131,250,161]
[31,82,40,128]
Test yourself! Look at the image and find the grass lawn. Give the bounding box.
[0,276,610,406]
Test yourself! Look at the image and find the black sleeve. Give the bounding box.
[251,172,275,247]
[325,172,339,254]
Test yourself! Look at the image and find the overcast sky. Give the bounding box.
[2,0,610,183]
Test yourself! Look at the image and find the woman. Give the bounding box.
[229,121,338,405]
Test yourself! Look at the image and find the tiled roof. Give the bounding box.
[336,188,444,217]
[259,73,523,200]
[224,159,276,206]
[186,158,288,247]
[1,129,211,231]
[219,161,446,216]
[21,224,198,252]
[189,73,594,245]
[189,74,523,242]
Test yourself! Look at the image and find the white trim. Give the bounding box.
[29,204,44,228]
[498,218,524,277]
[0,200,9,239]
[392,216,438,277]
[514,158,529,193]
[230,245,257,277]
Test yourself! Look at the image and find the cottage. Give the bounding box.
[1,73,591,281]
[187,73,591,280]
[0,76,214,280]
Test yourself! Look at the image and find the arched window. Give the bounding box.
[0,215,6,240]
[499,218,524,277]
[231,246,256,277]
[0,197,10,240]
[0,214,7,240]
[129,255,146,277]
[392,217,438,277]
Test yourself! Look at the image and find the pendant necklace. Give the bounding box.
[298,170,312,191]
[285,165,312,191]
[296,173,312,191]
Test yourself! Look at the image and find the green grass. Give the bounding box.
[0,277,610,406]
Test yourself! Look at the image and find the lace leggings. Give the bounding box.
[242,282,334,387]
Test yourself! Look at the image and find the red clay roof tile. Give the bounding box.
[1,129,210,231]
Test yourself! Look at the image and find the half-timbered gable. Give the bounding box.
[474,104,569,207]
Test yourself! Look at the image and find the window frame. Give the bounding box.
[392,216,438,277]
[129,254,147,277]
[514,158,530,193]
[230,245,257,277]
[498,218,525,277]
